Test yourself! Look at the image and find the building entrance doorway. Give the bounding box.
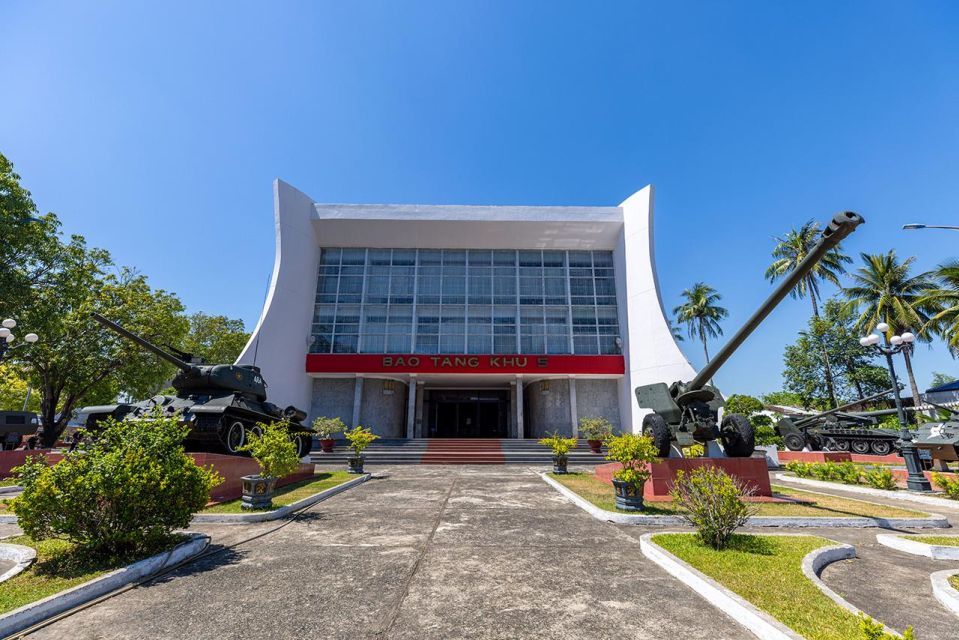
[426,390,509,438]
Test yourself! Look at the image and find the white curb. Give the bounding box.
[930,570,959,617]
[540,473,949,529]
[0,532,209,638]
[192,473,370,523]
[0,486,21,496]
[642,533,904,640]
[0,543,35,583]
[775,473,959,511]
[876,534,959,560]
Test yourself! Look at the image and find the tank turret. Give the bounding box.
[82,313,313,457]
[635,211,865,457]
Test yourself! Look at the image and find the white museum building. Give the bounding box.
[236,180,693,439]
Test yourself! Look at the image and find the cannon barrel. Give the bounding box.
[792,387,894,427]
[688,211,864,390]
[91,312,192,371]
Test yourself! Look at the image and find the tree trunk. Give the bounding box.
[809,290,839,408]
[901,346,923,411]
[700,326,714,386]
[846,360,865,399]
[39,381,61,449]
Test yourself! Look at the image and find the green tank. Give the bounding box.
[913,402,959,470]
[81,313,313,457]
[774,388,901,455]
[636,211,865,457]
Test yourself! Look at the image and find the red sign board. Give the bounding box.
[305,354,625,375]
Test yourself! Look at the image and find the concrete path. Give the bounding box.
[23,465,751,640]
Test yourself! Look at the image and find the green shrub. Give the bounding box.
[863,467,897,491]
[670,466,756,550]
[344,425,378,456]
[239,421,302,479]
[753,422,782,447]
[311,416,346,439]
[784,461,815,478]
[605,433,659,487]
[538,432,578,457]
[857,613,913,639]
[809,461,862,484]
[11,414,221,558]
[578,416,613,440]
[932,472,959,500]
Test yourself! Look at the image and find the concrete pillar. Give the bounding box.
[414,383,425,438]
[351,376,364,427]
[569,377,578,438]
[515,375,525,439]
[405,376,417,439]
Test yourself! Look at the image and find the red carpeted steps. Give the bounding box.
[420,438,505,464]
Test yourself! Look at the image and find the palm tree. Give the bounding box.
[919,260,959,356]
[842,251,938,407]
[766,220,852,407]
[668,319,684,343]
[673,283,727,368]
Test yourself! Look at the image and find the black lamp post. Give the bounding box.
[859,323,931,492]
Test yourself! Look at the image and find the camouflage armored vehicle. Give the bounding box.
[913,402,959,470]
[775,388,902,455]
[81,313,313,457]
[0,411,39,450]
[636,211,865,458]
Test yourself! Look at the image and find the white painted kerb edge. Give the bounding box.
[0,543,35,583]
[930,570,959,618]
[876,534,959,560]
[0,533,210,638]
[775,473,959,511]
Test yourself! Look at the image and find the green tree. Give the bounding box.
[765,220,852,407]
[180,312,249,364]
[0,153,62,310]
[0,364,39,412]
[760,390,809,409]
[673,283,727,369]
[15,249,188,446]
[919,259,959,356]
[842,251,938,408]
[929,371,958,389]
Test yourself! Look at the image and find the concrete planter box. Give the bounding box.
[552,455,568,474]
[348,456,365,474]
[241,475,277,510]
[611,479,644,511]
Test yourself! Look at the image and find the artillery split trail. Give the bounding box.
[21,465,750,640]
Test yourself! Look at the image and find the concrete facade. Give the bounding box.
[237,180,695,437]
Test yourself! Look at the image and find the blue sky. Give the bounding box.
[2,1,958,397]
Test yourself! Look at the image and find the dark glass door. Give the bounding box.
[427,390,508,438]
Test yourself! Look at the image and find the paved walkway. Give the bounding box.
[24,466,751,640]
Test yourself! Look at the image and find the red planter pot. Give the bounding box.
[587,439,603,454]
[319,438,335,453]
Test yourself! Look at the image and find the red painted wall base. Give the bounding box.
[594,457,772,501]
[0,450,63,478]
[190,453,315,502]
[777,451,852,463]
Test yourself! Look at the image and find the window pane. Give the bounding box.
[415,334,439,354]
[573,335,598,354]
[341,249,365,265]
[333,334,358,353]
[361,334,386,353]
[440,334,464,353]
[320,248,341,265]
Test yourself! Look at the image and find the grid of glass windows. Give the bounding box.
[311,249,620,356]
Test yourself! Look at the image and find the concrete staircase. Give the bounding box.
[309,438,611,466]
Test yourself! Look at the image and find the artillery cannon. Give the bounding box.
[636,211,865,457]
[913,401,959,470]
[81,313,313,457]
[774,388,902,455]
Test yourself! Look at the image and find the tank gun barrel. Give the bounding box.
[792,387,894,427]
[688,211,864,391]
[91,313,191,371]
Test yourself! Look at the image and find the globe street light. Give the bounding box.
[859,324,931,492]
[0,319,39,362]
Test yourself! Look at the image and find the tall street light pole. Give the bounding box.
[859,323,932,492]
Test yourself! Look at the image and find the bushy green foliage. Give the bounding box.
[724,395,781,446]
[857,613,913,639]
[578,416,613,440]
[344,425,378,456]
[538,432,578,457]
[605,433,659,487]
[784,461,867,485]
[863,467,897,490]
[670,466,756,550]
[312,415,346,439]
[11,414,221,557]
[932,472,959,499]
[239,421,302,479]
[724,394,764,416]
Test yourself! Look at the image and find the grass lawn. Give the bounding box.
[900,535,959,546]
[0,534,185,615]
[653,533,864,640]
[547,472,927,518]
[202,471,355,513]
[950,575,959,591]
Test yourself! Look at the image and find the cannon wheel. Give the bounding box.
[783,433,806,451]
[807,436,823,451]
[720,413,755,457]
[870,440,892,456]
[642,413,672,458]
[851,440,871,455]
[223,420,247,454]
